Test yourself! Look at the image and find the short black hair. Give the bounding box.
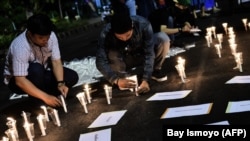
[27,13,55,35]
[111,13,132,34]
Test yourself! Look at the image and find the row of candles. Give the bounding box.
[76,75,140,114]
[76,84,113,114]
[3,109,56,141]
[1,84,114,141]
[175,18,249,83]
[205,19,245,72]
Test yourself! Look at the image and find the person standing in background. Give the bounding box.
[110,0,137,16]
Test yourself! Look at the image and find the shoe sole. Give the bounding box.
[151,76,168,82]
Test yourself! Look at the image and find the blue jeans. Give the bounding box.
[8,63,79,96]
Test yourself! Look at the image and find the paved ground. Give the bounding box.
[1,2,250,141]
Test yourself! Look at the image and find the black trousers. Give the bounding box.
[8,63,79,96]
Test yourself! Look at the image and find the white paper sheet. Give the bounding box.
[225,75,250,84]
[226,100,250,113]
[206,121,230,125]
[146,90,192,101]
[79,128,111,141]
[160,103,213,119]
[88,110,127,128]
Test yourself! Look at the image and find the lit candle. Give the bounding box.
[37,114,46,136]
[6,117,19,139]
[217,33,223,48]
[214,44,221,58]
[242,18,247,31]
[59,95,68,113]
[23,123,34,141]
[126,75,139,96]
[229,43,237,55]
[84,84,91,103]
[22,111,29,124]
[53,109,61,127]
[5,129,17,141]
[175,64,185,83]
[248,22,250,30]
[76,92,88,113]
[234,52,243,72]
[40,106,49,122]
[207,32,213,43]
[104,85,111,105]
[211,26,216,38]
[176,57,186,83]
[206,27,212,33]
[2,136,9,141]
[227,27,234,35]
[228,38,235,45]
[228,33,236,39]
[205,35,211,47]
[222,23,228,34]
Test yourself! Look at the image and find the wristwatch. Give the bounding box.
[57,81,65,87]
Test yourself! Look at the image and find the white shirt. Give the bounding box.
[3,30,61,84]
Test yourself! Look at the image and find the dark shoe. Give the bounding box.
[151,69,167,82]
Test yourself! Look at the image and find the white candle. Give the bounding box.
[205,35,210,47]
[37,114,46,136]
[222,23,228,34]
[76,92,88,113]
[217,33,223,48]
[104,85,111,104]
[234,52,243,72]
[206,32,212,43]
[6,117,19,139]
[176,57,186,83]
[126,75,139,96]
[227,27,234,35]
[2,136,9,141]
[84,84,91,103]
[175,64,185,83]
[5,129,17,141]
[22,111,29,124]
[23,123,34,141]
[242,18,247,31]
[40,106,49,121]
[211,26,216,38]
[229,43,237,55]
[60,95,68,113]
[214,44,221,58]
[10,129,17,141]
[53,109,61,126]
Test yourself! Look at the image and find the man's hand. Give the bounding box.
[117,78,137,89]
[137,80,150,94]
[57,85,69,98]
[43,94,62,107]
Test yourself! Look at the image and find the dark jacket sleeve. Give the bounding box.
[96,24,119,84]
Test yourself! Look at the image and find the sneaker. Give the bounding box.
[151,70,168,82]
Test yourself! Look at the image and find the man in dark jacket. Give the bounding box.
[96,12,170,94]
